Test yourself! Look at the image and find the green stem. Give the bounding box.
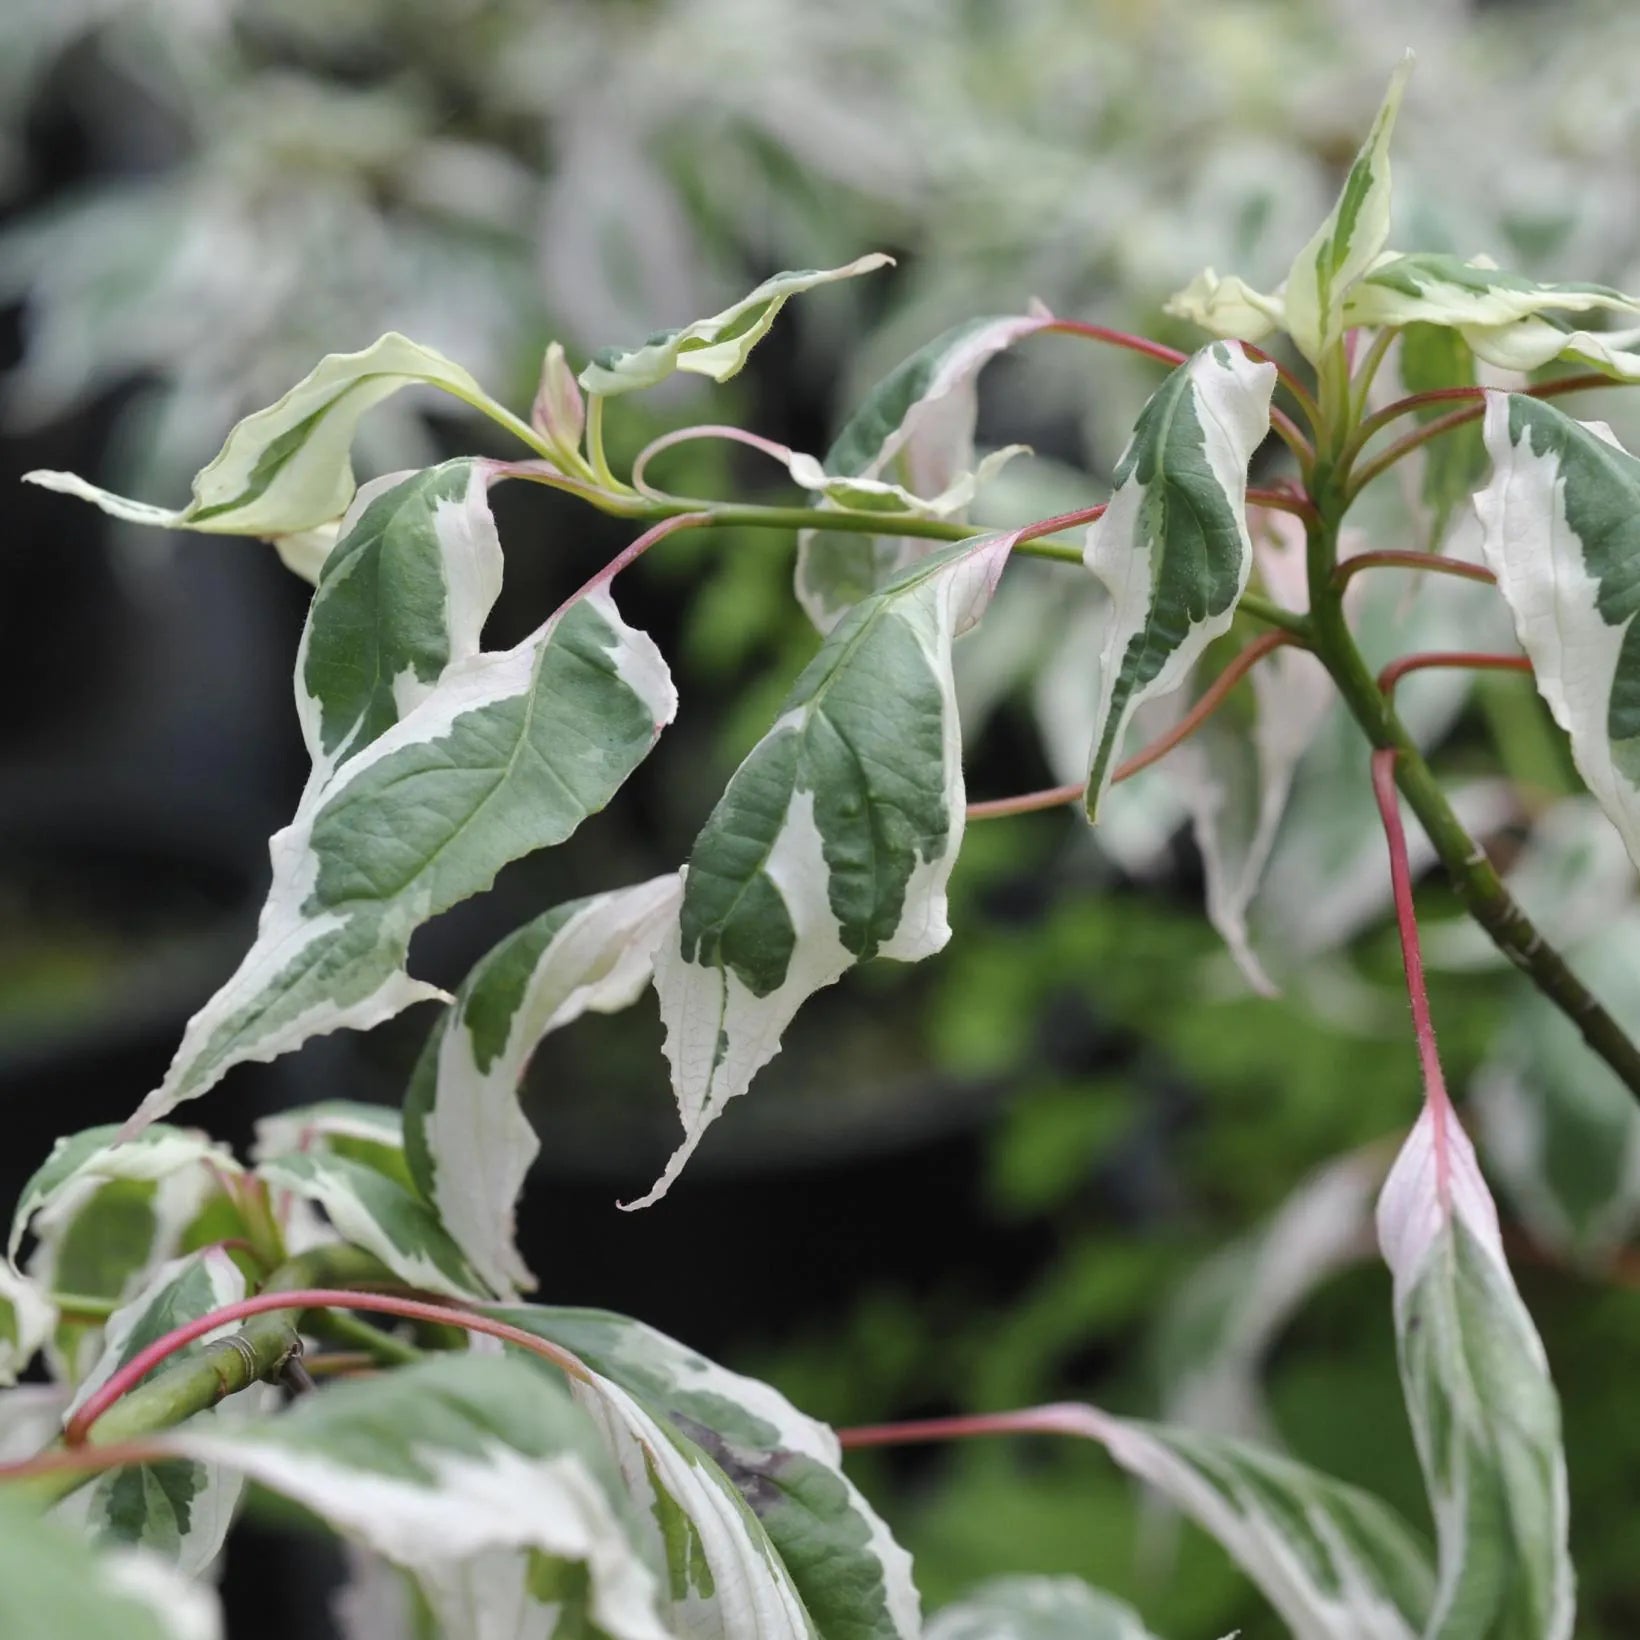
[1348,328,1397,425]
[303,1307,424,1367]
[583,394,624,493]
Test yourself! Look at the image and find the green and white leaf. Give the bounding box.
[491,1305,919,1638]
[0,1260,55,1386]
[128,587,676,1132]
[253,1100,412,1181]
[1282,53,1411,362]
[404,875,683,1296]
[0,1495,223,1640]
[1081,343,1276,819]
[1351,253,1640,333]
[1475,393,1640,871]
[794,311,1050,631]
[532,340,586,459]
[1395,324,1487,549]
[172,1354,670,1640]
[256,1151,487,1300]
[1059,1404,1432,1639]
[1377,1101,1573,1638]
[579,255,892,395]
[926,1576,1162,1640]
[0,1383,68,1460]
[296,459,504,780]
[1164,267,1287,343]
[58,1248,260,1578]
[25,332,532,541]
[1465,318,1640,384]
[645,529,1016,1207]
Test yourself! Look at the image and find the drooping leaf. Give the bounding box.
[255,1151,487,1300]
[168,1354,670,1640]
[490,1305,919,1638]
[58,1248,259,1578]
[297,459,504,780]
[1057,1404,1432,1639]
[1475,393,1640,871]
[795,312,1051,631]
[0,1494,223,1640]
[25,333,531,543]
[404,875,683,1296]
[643,529,1017,1206]
[0,1261,55,1386]
[1081,343,1276,819]
[1464,318,1640,384]
[1396,324,1486,549]
[1377,1101,1574,1638]
[127,587,676,1133]
[925,1576,1163,1640]
[1351,253,1640,333]
[578,255,892,395]
[1282,53,1411,362]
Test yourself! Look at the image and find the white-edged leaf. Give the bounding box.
[253,1100,410,1177]
[296,458,504,780]
[0,1262,55,1387]
[1465,318,1640,384]
[795,312,1051,631]
[255,1151,486,1300]
[579,255,892,395]
[1054,1404,1432,1639]
[1164,267,1287,343]
[1156,1146,1387,1441]
[1377,1102,1573,1638]
[1081,343,1276,819]
[127,587,676,1133]
[1476,392,1640,869]
[1283,54,1411,363]
[0,1383,69,1460]
[643,529,1016,1207]
[168,1353,670,1640]
[58,1248,258,1578]
[25,333,529,541]
[404,875,683,1296]
[490,1305,919,1638]
[1351,253,1640,333]
[926,1575,1163,1640]
[0,1495,223,1640]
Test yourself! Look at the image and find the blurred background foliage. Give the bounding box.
[4,1,1640,1635]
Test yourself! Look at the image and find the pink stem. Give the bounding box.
[1377,650,1532,701]
[1333,550,1496,591]
[631,425,802,498]
[551,512,711,621]
[839,1402,1103,1451]
[1370,748,1452,1204]
[64,1291,588,1447]
[0,1439,172,1484]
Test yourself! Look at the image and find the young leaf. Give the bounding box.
[1377,1103,1573,1638]
[644,529,1017,1206]
[25,333,531,541]
[0,1495,223,1640]
[795,312,1051,630]
[59,1249,259,1578]
[252,1100,413,1187]
[255,1151,487,1300]
[532,340,586,455]
[925,1576,1163,1640]
[1475,393,1640,871]
[404,875,683,1296]
[1081,343,1276,819]
[1464,318,1640,384]
[490,1305,920,1638]
[579,255,893,395]
[0,1261,55,1386]
[1060,1405,1433,1638]
[1396,324,1487,549]
[169,1354,670,1640]
[1350,253,1640,333]
[127,588,676,1133]
[1282,53,1412,363]
[1163,267,1287,343]
[297,459,504,779]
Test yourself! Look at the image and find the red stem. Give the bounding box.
[551,512,711,620]
[839,1401,1104,1451]
[0,1439,173,1485]
[1377,650,1531,701]
[1333,550,1496,591]
[967,630,1293,820]
[1370,748,1452,1203]
[64,1291,588,1447]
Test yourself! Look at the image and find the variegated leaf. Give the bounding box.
[1377,1102,1573,1638]
[0,1495,222,1640]
[297,459,504,780]
[489,1306,919,1639]
[404,875,682,1296]
[926,1576,1162,1640]
[58,1248,259,1578]
[253,1100,413,1185]
[169,1354,670,1640]
[1081,343,1276,819]
[794,312,1051,631]
[0,1261,55,1386]
[0,1383,69,1460]
[579,255,892,395]
[643,529,1016,1206]
[255,1151,486,1300]
[1475,393,1640,870]
[1396,324,1487,549]
[127,588,676,1133]
[25,333,531,543]
[532,341,586,457]
[1164,267,1287,343]
[1465,318,1640,384]
[1350,253,1640,334]
[1058,1405,1433,1639]
[1282,54,1411,363]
